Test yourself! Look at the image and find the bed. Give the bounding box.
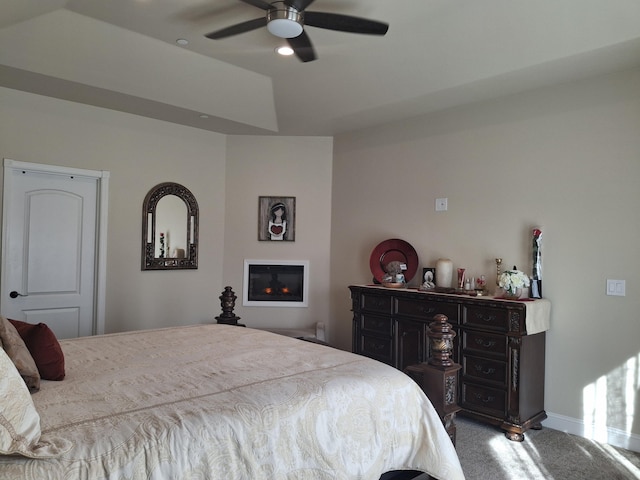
[1,323,465,480]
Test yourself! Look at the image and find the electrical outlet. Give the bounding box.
[435,198,448,211]
[606,279,625,296]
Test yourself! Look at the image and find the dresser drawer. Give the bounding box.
[395,297,460,323]
[361,293,392,314]
[461,383,506,417]
[360,314,393,336]
[360,334,393,365]
[462,305,510,332]
[462,330,507,357]
[463,355,507,386]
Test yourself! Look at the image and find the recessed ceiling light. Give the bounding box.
[199,114,209,119]
[276,46,294,56]
[176,38,189,46]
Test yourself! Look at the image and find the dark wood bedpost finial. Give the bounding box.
[215,286,244,326]
[405,313,461,445]
[427,313,456,367]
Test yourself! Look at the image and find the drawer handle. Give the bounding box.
[368,343,386,352]
[475,338,496,348]
[473,392,496,403]
[372,298,387,309]
[475,313,497,323]
[418,306,437,315]
[474,365,496,375]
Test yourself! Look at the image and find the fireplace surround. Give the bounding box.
[243,260,309,307]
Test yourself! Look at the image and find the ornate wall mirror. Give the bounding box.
[142,182,198,270]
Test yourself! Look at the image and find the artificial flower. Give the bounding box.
[498,269,530,296]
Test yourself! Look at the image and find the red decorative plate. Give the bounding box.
[369,238,419,283]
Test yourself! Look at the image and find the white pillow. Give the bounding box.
[0,347,72,458]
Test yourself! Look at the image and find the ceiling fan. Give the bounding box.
[204,0,389,62]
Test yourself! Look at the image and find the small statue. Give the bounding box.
[383,261,405,283]
[421,270,436,290]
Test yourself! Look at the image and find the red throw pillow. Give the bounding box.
[8,319,65,381]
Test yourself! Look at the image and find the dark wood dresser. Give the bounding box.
[349,285,550,441]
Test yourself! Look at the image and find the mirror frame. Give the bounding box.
[141,182,199,270]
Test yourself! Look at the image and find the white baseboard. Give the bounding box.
[544,411,640,453]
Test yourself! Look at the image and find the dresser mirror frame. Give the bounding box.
[141,182,198,270]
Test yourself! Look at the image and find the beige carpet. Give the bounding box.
[455,416,640,479]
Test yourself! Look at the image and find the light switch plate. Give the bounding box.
[435,198,448,211]
[606,279,625,296]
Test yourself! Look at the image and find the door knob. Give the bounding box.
[9,291,28,299]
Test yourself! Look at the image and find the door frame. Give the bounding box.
[1,159,110,335]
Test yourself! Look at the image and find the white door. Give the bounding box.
[1,160,109,339]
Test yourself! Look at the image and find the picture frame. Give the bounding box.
[422,267,436,286]
[258,196,296,241]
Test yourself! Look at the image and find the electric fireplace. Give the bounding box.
[243,260,309,307]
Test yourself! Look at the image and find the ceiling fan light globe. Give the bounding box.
[267,18,303,38]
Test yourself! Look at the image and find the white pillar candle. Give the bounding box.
[436,258,453,288]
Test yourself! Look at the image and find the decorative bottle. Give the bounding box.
[530,228,543,298]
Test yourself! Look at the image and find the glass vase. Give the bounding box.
[503,287,522,300]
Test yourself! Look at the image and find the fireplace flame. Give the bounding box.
[263,285,290,295]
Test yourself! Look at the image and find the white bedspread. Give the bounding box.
[0,324,464,480]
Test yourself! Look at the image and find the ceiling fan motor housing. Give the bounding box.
[266,2,303,38]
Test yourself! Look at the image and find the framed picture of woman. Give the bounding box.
[258,196,296,241]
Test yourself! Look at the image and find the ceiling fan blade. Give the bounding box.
[287,31,316,62]
[205,17,267,39]
[304,12,389,35]
[239,0,274,11]
[284,0,316,11]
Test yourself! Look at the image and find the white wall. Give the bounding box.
[223,135,334,333]
[331,68,640,441]
[0,87,228,332]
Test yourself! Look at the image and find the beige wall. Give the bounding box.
[0,87,228,332]
[223,135,334,333]
[0,87,334,338]
[330,67,640,438]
